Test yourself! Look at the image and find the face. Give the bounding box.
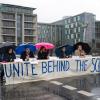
[42,48,46,52]
[62,47,66,52]
[78,45,82,50]
[26,48,30,53]
[9,48,13,54]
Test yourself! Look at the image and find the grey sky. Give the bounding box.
[0,0,100,23]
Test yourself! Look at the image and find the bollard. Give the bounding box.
[49,81,63,95]
[77,90,96,100]
[61,85,77,100]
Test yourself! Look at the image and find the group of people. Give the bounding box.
[0,46,49,82]
[59,45,86,58]
[0,45,86,62]
[0,46,49,62]
[0,44,87,82]
[20,46,49,61]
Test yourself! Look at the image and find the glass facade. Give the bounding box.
[2,13,15,20]
[3,36,15,42]
[2,28,15,35]
[24,16,33,22]
[24,23,33,28]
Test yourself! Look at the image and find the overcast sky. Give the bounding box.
[0,0,100,23]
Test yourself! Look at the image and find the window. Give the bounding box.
[3,21,15,27]
[24,23,33,28]
[71,34,74,39]
[75,22,78,27]
[78,39,80,42]
[76,34,78,38]
[68,19,70,23]
[3,36,15,42]
[3,29,15,35]
[67,35,70,39]
[71,23,74,28]
[65,25,69,28]
[78,34,80,38]
[65,20,67,24]
[25,36,33,42]
[74,28,77,33]
[65,30,68,34]
[78,27,81,32]
[68,29,70,34]
[25,30,33,35]
[74,17,76,22]
[77,16,80,21]
[24,16,33,22]
[75,39,76,43]
[2,13,15,20]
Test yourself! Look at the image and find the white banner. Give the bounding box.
[1,56,100,85]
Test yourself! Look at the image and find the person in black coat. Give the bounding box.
[20,48,34,61]
[2,48,16,82]
[59,47,67,58]
[37,46,49,60]
[0,48,4,82]
[3,48,16,62]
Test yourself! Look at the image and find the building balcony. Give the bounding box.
[3,36,15,43]
[2,41,16,44]
[24,28,36,30]
[1,26,16,29]
[1,33,15,36]
[2,18,16,21]
[24,21,36,23]
[24,34,37,37]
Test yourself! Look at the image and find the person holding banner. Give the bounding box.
[20,48,34,61]
[59,47,67,58]
[3,47,16,62]
[37,46,49,60]
[75,45,86,57]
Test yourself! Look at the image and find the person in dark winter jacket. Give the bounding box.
[37,46,49,60]
[59,47,67,58]
[20,48,34,61]
[1,48,16,82]
[0,48,4,82]
[3,48,16,62]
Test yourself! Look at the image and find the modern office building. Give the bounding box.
[63,12,96,46]
[38,12,96,48]
[37,22,64,47]
[0,3,37,45]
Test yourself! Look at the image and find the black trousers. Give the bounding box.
[0,64,4,81]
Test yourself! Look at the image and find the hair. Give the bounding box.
[77,45,82,49]
[6,47,13,54]
[39,46,46,51]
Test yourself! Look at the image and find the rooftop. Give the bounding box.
[0,3,36,10]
